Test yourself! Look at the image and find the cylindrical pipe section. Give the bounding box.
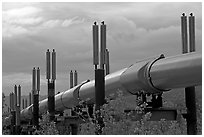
[189,13,195,52]
[29,92,32,106]
[100,22,106,69]
[33,94,39,128]
[37,67,40,92]
[74,70,78,86]
[14,85,17,110]
[150,53,201,90]
[70,70,74,88]
[46,49,51,80]
[181,13,188,53]
[52,49,56,80]
[93,22,99,66]
[32,67,36,95]
[105,49,110,75]
[95,69,105,109]
[18,85,21,108]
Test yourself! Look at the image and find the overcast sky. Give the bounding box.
[2,2,202,96]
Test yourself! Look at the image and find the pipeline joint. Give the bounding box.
[120,54,169,95]
[145,54,170,93]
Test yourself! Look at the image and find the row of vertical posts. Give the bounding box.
[8,49,51,134]
[69,70,78,88]
[9,85,21,134]
[8,50,48,134]
[46,49,56,121]
[181,13,197,135]
[9,91,31,110]
[93,21,110,134]
[70,70,78,135]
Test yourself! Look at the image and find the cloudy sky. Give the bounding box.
[2,2,202,96]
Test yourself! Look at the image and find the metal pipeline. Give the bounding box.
[150,53,201,90]
[19,52,201,122]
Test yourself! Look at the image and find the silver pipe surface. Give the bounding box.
[150,53,201,90]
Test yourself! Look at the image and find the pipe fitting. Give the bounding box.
[120,54,167,94]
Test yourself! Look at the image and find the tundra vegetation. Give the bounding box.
[2,89,202,135]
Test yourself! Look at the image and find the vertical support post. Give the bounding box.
[100,21,106,69]
[189,13,195,52]
[25,99,28,108]
[95,69,105,135]
[93,22,99,69]
[74,70,78,86]
[22,99,25,109]
[18,85,21,109]
[9,93,12,111]
[10,92,15,134]
[29,92,32,106]
[11,93,14,111]
[185,13,197,135]
[92,21,106,134]
[32,67,36,102]
[105,49,110,75]
[70,70,73,88]
[71,124,78,135]
[52,49,56,81]
[48,49,56,121]
[70,70,78,135]
[181,13,197,135]
[46,49,56,121]
[181,13,188,54]
[14,85,17,110]
[48,81,55,121]
[32,67,39,129]
[37,67,40,94]
[10,111,16,135]
[95,69,105,109]
[46,49,51,80]
[33,94,39,129]
[15,106,20,135]
[15,85,21,134]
